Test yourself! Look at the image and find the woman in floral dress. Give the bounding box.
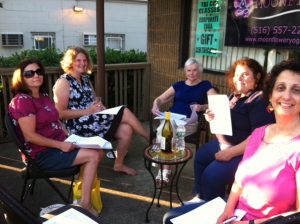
[53,47,149,176]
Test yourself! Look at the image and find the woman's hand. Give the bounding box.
[216,211,234,224]
[191,104,203,112]
[215,149,234,161]
[59,142,76,152]
[87,102,106,114]
[151,104,161,116]
[204,109,215,121]
[231,222,249,224]
[217,212,250,224]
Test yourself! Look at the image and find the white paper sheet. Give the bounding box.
[95,105,124,115]
[154,112,187,126]
[170,197,246,224]
[65,134,112,149]
[170,197,226,224]
[155,112,187,120]
[208,95,232,136]
[42,208,98,224]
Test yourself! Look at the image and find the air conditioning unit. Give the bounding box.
[1,33,24,46]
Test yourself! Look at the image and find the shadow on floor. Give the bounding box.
[0,123,196,224]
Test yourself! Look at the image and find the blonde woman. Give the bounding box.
[53,47,149,176]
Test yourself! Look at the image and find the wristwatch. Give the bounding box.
[249,220,255,224]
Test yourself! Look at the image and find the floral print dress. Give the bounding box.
[60,74,115,138]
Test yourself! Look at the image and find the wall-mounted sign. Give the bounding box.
[225,0,300,48]
[195,31,221,55]
[195,0,222,57]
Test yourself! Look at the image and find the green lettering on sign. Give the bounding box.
[195,31,220,57]
[197,0,222,30]
[195,0,222,57]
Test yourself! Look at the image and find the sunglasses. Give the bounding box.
[23,69,44,78]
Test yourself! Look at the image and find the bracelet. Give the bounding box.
[249,220,255,224]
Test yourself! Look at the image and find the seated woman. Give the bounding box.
[8,59,102,215]
[190,58,275,203]
[152,57,216,131]
[53,47,149,176]
[164,59,300,224]
[151,57,217,185]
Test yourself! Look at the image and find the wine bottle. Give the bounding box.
[161,112,173,153]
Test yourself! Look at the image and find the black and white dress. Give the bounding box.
[59,74,124,140]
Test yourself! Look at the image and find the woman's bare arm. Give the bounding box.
[53,78,100,120]
[18,115,75,152]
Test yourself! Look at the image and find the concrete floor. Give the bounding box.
[0,123,197,224]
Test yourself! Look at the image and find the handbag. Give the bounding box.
[73,174,103,214]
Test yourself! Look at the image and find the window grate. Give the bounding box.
[1,34,23,46]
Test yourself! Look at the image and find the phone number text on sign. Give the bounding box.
[251,26,300,35]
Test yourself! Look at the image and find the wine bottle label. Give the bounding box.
[161,137,166,150]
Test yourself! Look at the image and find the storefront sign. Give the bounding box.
[195,0,222,57]
[195,31,221,55]
[225,0,300,48]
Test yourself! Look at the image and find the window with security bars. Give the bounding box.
[32,32,55,50]
[1,33,23,46]
[84,34,97,46]
[83,33,125,51]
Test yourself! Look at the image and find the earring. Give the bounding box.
[266,103,274,113]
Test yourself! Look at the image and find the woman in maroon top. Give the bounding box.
[8,59,102,215]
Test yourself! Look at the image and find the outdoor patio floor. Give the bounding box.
[0,122,197,224]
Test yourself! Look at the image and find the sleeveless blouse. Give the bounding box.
[60,74,115,138]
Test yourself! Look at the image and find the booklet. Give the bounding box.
[65,134,112,150]
[95,105,124,115]
[43,208,98,224]
[154,108,200,127]
[155,112,187,126]
[208,95,233,136]
[170,197,246,224]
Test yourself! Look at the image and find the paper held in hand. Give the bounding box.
[95,105,124,115]
[208,95,233,136]
[155,112,187,126]
[170,197,246,224]
[155,108,199,127]
[42,208,98,224]
[65,134,112,150]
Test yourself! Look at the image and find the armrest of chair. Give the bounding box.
[149,113,157,145]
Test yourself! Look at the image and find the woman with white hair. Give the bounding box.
[151,57,217,185]
[152,57,216,118]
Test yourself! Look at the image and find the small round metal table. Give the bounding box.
[143,145,193,222]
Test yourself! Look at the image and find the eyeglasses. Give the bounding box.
[23,69,44,78]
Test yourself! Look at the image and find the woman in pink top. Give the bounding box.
[163,59,300,224]
[218,59,300,223]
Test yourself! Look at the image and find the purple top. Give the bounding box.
[8,93,66,158]
[236,125,300,220]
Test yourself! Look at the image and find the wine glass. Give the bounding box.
[94,96,101,103]
[171,137,179,160]
[151,138,161,165]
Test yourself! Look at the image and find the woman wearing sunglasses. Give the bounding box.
[8,59,102,215]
